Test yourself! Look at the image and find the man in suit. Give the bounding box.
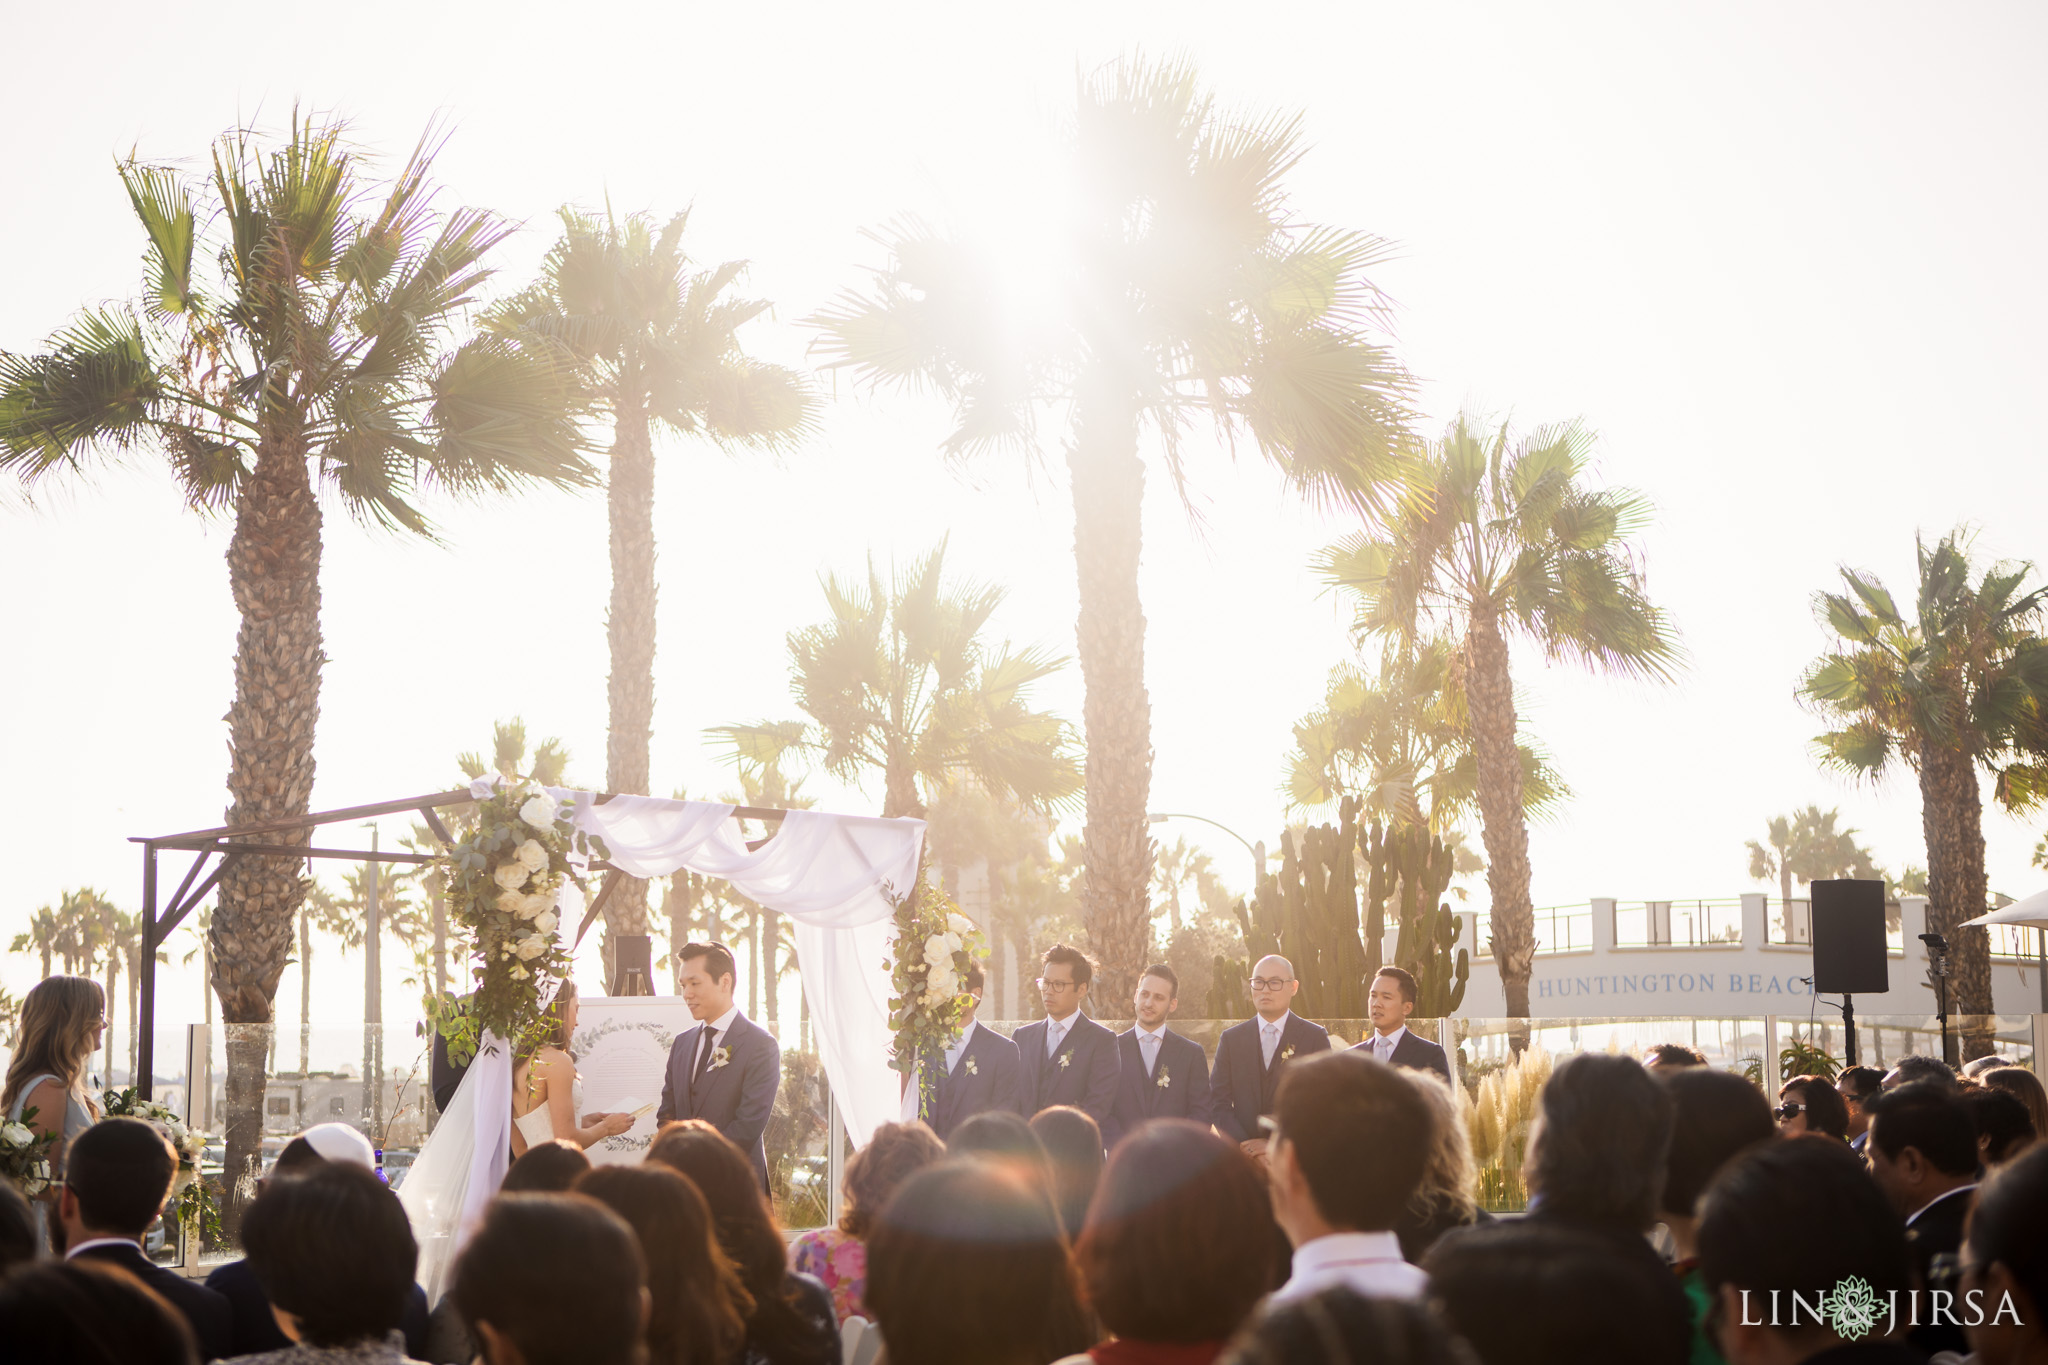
[1210,954,1332,1161]
[1351,966,1452,1084]
[928,958,1023,1141]
[1010,943,1119,1130]
[657,941,781,1190]
[1837,1065,1884,1155]
[1104,962,1214,1147]
[1866,1081,1980,1358]
[60,1116,232,1360]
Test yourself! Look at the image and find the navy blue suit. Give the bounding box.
[1350,1028,1452,1084]
[1209,1012,1332,1142]
[928,1020,1024,1141]
[75,1240,233,1361]
[1104,1026,1214,1147]
[1011,1012,1120,1130]
[656,1011,780,1190]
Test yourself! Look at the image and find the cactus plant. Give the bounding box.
[1364,822,1469,1016]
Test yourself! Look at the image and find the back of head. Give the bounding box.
[646,1120,798,1341]
[1982,1066,2048,1141]
[1966,1140,2048,1331]
[242,1162,417,1347]
[0,1259,198,1365]
[1528,1052,1674,1233]
[452,1193,646,1365]
[502,1138,592,1193]
[947,1109,1054,1199]
[1273,1051,1431,1232]
[842,1120,946,1239]
[1077,1119,1278,1345]
[1427,1222,1687,1365]
[1406,1071,1478,1228]
[268,1136,327,1178]
[867,1159,1091,1365]
[1837,1065,1885,1101]
[1961,1085,2036,1165]
[576,1163,750,1365]
[1219,1287,1476,1365]
[295,1121,378,1171]
[1659,1067,1775,1219]
[1782,1075,1850,1140]
[3,974,104,1111]
[0,1178,36,1272]
[66,1115,175,1236]
[1029,1105,1104,1239]
[1867,1080,1978,1176]
[1886,1054,1958,1090]
[1644,1043,1707,1071]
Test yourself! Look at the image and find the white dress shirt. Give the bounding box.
[64,1236,143,1261]
[1135,1022,1167,1077]
[1260,1011,1295,1068]
[946,1019,981,1074]
[1271,1231,1427,1305]
[1367,1025,1408,1062]
[1906,1184,1977,1227]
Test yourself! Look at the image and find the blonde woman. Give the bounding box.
[2,976,108,1252]
[1394,1069,1485,1260]
[510,981,632,1156]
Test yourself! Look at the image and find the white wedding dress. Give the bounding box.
[398,1034,513,1307]
[511,1073,581,1150]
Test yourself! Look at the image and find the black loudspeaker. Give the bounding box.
[1811,879,1889,994]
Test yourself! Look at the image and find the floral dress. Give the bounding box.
[789,1227,869,1324]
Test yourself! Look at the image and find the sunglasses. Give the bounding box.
[1774,1102,1807,1120]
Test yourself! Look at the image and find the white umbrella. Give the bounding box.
[1958,888,2048,931]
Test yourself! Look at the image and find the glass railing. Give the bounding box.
[1613,900,1744,948]
[1470,903,1595,958]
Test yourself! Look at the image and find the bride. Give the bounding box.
[511,981,633,1155]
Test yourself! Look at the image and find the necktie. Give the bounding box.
[1047,1020,1066,1059]
[1141,1032,1159,1077]
[1262,1022,1280,1068]
[946,1035,966,1075]
[1379,1035,1393,1062]
[696,1026,719,1079]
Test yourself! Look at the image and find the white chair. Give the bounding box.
[841,1315,884,1365]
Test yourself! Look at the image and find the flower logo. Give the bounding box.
[1823,1276,1882,1342]
[708,1046,732,1073]
[1156,1068,1171,1090]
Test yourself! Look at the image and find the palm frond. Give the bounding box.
[0,308,166,479]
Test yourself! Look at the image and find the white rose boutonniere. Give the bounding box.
[964,1055,979,1076]
[709,1046,732,1073]
[1156,1067,1171,1090]
[1057,1052,1072,1070]
[1280,1045,1297,1062]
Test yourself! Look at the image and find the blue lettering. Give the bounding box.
[1575,977,1591,996]
[1619,974,1636,993]
[1679,973,1695,992]
[1663,974,1676,992]
[1751,974,1765,993]
[1729,974,1742,994]
[1642,974,1658,993]
[1538,978,1553,999]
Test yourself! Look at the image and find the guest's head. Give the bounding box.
[676,942,738,1020]
[242,1162,417,1348]
[1402,1072,1478,1251]
[1884,1054,1957,1090]
[1642,1043,1707,1075]
[1076,1120,1279,1346]
[1981,1066,2048,1144]
[1132,963,1179,1030]
[58,1115,175,1244]
[454,1193,647,1365]
[292,1121,379,1170]
[1658,1067,1775,1249]
[0,1259,198,1365]
[1039,942,1094,1018]
[2,974,106,1110]
[841,1120,946,1239]
[1961,1140,2048,1365]
[1524,1051,1674,1234]
[1221,1289,1475,1365]
[502,1138,592,1193]
[1029,1105,1104,1241]
[1961,1085,2037,1166]
[1698,1135,1910,1364]
[577,1164,751,1365]
[1866,1080,1979,1216]
[947,1109,1055,1203]
[867,1159,1091,1365]
[1268,1051,1430,1247]
[1835,1065,1885,1140]
[0,1178,36,1272]
[1368,966,1419,1036]
[1775,1075,1848,1140]
[1248,954,1298,1022]
[1963,1054,2010,1078]
[1425,1223,1689,1365]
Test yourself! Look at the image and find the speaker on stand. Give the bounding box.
[1810,879,1890,1067]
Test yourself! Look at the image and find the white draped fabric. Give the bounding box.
[396,1031,510,1307]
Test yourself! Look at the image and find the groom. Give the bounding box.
[657,941,781,1190]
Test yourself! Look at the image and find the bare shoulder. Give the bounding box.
[19,1077,65,1128]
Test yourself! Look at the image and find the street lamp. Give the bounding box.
[1147,812,1266,892]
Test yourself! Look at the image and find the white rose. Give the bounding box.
[496,890,525,916]
[515,934,548,961]
[522,892,556,921]
[533,910,558,934]
[1,1124,26,1148]
[519,794,558,831]
[515,839,549,874]
[947,913,974,936]
[493,862,530,892]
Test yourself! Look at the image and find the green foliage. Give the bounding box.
[1780,1038,1841,1081]
[1366,823,1469,1016]
[885,864,985,1120]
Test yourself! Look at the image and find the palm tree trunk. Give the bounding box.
[212,419,324,1228]
[1067,382,1152,1003]
[1466,605,1537,1018]
[1918,742,1994,1055]
[604,385,657,953]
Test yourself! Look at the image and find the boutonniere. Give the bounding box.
[708,1046,732,1073]
[1280,1045,1296,1062]
[1156,1067,1172,1090]
[1057,1052,1072,1069]
[964,1055,979,1076]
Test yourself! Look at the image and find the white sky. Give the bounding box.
[5,1,2047,1043]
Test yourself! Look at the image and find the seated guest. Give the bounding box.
[1836,1065,1885,1153]
[866,1159,1092,1365]
[451,1194,647,1365]
[646,1121,839,1365]
[1105,964,1215,1148]
[577,1164,751,1365]
[1030,1105,1106,1243]
[1643,1043,1708,1075]
[1775,1074,1849,1141]
[58,1116,231,1361]
[1981,1065,2048,1143]
[1210,955,1331,1163]
[928,960,1023,1141]
[1866,1080,1980,1357]
[1884,1054,1958,1090]
[1394,1073,1484,1262]
[792,1120,944,1324]
[1961,1085,2038,1166]
[1265,1051,1430,1304]
[1425,1223,1687,1365]
[1658,1067,1776,1365]
[948,1109,1057,1207]
[1350,968,1451,1083]
[1697,1135,1914,1365]
[1063,1120,1280,1365]
[1959,1141,2048,1365]
[0,1258,199,1365]
[500,1138,592,1193]
[1215,1289,1474,1365]
[235,1161,425,1364]
[210,1128,431,1360]
[0,1178,36,1272]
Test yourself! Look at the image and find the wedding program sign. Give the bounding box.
[569,996,699,1166]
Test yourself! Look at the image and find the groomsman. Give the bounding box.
[657,942,781,1190]
[1011,944,1120,1130]
[927,959,1023,1140]
[1209,954,1331,1160]
[1350,966,1451,1083]
[1104,963,1214,1147]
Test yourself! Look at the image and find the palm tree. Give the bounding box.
[299,883,366,1077]
[811,57,1413,997]
[1744,806,1880,937]
[0,114,593,1205]
[1799,531,2048,1028]
[488,209,816,951]
[708,541,1083,822]
[1150,838,1215,939]
[1319,414,1680,1017]
[10,905,61,977]
[178,907,216,1030]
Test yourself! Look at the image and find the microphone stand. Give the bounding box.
[1920,933,1954,1067]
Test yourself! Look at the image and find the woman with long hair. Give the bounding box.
[577,1164,753,1365]
[646,1121,839,1365]
[509,981,633,1156]
[1394,1073,1484,1260]
[3,976,107,1252]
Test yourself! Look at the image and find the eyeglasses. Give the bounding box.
[1774,1103,1807,1120]
[1036,978,1078,993]
[1248,977,1294,991]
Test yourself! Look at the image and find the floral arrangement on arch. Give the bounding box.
[431,779,607,1065]
[102,1087,218,1241]
[0,1109,58,1200]
[886,866,987,1120]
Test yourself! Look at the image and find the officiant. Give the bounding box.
[656,942,781,1190]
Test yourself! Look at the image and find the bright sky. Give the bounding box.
[5,2,2047,1044]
